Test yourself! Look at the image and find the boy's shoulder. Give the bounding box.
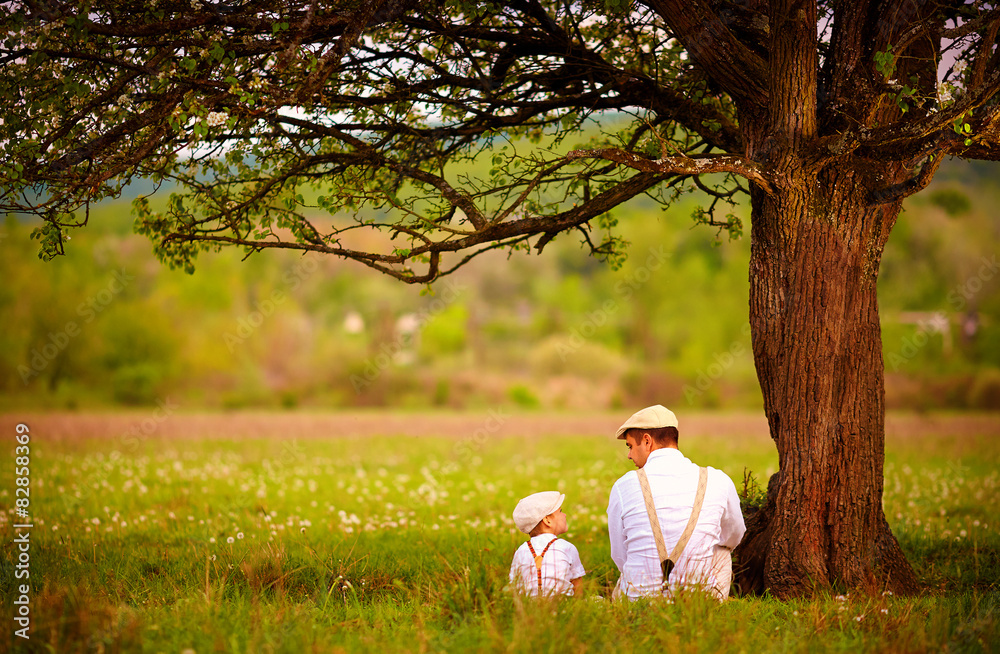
[549,536,580,554]
[520,534,578,551]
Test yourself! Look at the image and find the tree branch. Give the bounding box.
[565,148,774,194]
[644,0,769,108]
[866,151,945,205]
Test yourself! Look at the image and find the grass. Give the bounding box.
[1,412,998,653]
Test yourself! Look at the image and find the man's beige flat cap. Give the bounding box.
[615,404,678,439]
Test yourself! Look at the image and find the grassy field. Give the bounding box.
[1,411,998,653]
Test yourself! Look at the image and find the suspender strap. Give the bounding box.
[636,466,708,585]
[526,537,558,593]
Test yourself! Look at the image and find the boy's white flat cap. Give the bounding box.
[512,491,565,534]
[615,404,678,439]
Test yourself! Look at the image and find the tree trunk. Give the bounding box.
[733,162,921,597]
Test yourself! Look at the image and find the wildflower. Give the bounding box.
[209,537,216,544]
[227,536,235,544]
[855,615,863,622]
[237,532,244,539]
[835,594,847,602]
[880,608,888,614]
[120,521,127,528]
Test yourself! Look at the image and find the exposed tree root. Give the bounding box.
[733,472,921,598]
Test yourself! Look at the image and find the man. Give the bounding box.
[607,405,746,600]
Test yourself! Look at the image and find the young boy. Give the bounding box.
[509,491,585,597]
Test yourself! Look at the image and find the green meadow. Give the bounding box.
[1,411,997,653]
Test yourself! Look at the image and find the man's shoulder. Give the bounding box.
[611,469,639,490]
[703,465,740,495]
[703,465,737,482]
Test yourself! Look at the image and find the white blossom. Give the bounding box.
[206,111,228,127]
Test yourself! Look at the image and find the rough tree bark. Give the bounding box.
[728,0,926,596]
[734,163,921,596]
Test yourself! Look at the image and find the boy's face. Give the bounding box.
[545,507,568,535]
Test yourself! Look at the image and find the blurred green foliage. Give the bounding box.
[2,160,998,411]
[929,188,972,217]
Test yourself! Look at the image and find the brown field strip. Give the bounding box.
[1,411,997,449]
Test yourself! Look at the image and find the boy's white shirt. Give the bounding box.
[508,533,585,597]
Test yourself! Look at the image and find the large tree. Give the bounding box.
[3,0,999,596]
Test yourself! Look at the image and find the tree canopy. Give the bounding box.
[4,0,996,280]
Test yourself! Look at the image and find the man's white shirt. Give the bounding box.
[509,534,586,597]
[607,448,746,599]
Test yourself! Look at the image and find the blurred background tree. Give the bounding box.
[4,156,997,412]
